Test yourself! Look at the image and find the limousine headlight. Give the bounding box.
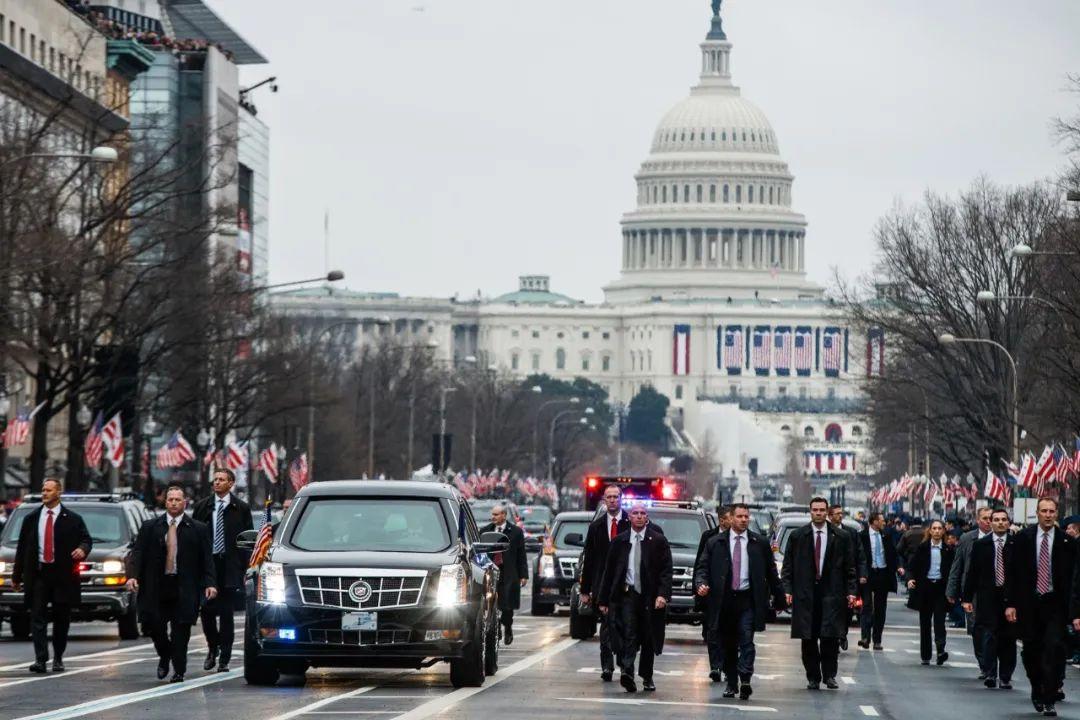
[258,562,287,604]
[540,555,555,579]
[436,564,467,607]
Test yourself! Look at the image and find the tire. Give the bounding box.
[484,614,499,676]
[449,618,486,688]
[118,599,140,640]
[243,632,280,686]
[9,614,30,640]
[530,601,555,617]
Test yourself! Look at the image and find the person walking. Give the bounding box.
[694,504,784,700]
[962,508,1016,689]
[907,519,955,666]
[829,505,866,651]
[781,497,857,690]
[858,512,899,650]
[479,504,528,645]
[948,506,993,677]
[597,501,673,694]
[693,505,730,682]
[1006,497,1075,717]
[11,478,91,673]
[192,468,252,672]
[128,485,217,682]
[579,484,629,681]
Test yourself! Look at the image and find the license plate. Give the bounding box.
[342,611,377,631]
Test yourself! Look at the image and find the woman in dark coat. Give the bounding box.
[906,519,955,666]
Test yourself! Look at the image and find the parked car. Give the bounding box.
[531,511,591,616]
[518,505,553,552]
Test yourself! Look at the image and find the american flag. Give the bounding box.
[984,468,1008,502]
[752,327,771,375]
[203,441,216,468]
[822,329,843,375]
[289,453,309,491]
[1054,444,1071,485]
[773,328,792,375]
[2,409,31,449]
[84,411,104,468]
[794,328,813,376]
[248,501,274,568]
[102,412,125,468]
[723,327,744,372]
[1073,437,1080,475]
[226,441,248,471]
[156,431,196,469]
[1001,457,1021,485]
[260,443,279,483]
[923,479,939,505]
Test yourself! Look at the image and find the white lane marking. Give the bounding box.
[841,676,856,685]
[949,661,979,668]
[267,686,376,720]
[860,706,879,717]
[0,643,155,672]
[392,637,578,720]
[557,697,776,713]
[0,656,149,689]
[302,713,397,716]
[10,669,241,720]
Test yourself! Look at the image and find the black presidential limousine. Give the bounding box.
[240,480,508,688]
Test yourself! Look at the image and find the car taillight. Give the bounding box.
[78,563,92,573]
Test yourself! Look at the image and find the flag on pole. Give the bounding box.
[984,468,1007,502]
[203,441,216,468]
[1033,446,1056,484]
[1054,444,1071,485]
[2,402,44,449]
[1019,452,1038,489]
[101,413,125,468]
[260,443,280,483]
[289,453,309,491]
[226,441,248,471]
[84,412,104,468]
[156,431,195,469]
[248,501,274,568]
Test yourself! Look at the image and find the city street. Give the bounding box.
[0,563,1068,720]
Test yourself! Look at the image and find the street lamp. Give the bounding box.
[76,404,92,428]
[976,290,1067,328]
[547,407,592,483]
[1010,242,1077,259]
[1,146,119,170]
[938,332,1019,463]
[366,317,392,478]
[261,271,345,292]
[532,397,580,478]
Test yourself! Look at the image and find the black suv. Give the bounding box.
[531,510,591,616]
[240,480,507,688]
[0,493,155,639]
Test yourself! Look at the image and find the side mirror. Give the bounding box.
[236,529,258,550]
[474,531,510,555]
[564,532,585,547]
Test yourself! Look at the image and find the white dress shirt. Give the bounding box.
[928,541,943,580]
[1036,527,1055,591]
[625,529,646,588]
[870,529,886,569]
[729,531,750,590]
[811,524,828,576]
[37,504,62,563]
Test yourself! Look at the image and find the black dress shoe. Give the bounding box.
[1033,700,1045,713]
[600,671,613,682]
[28,661,47,674]
[1000,681,1013,690]
[642,679,656,692]
[1055,689,1065,702]
[709,669,722,683]
[722,685,737,698]
[203,649,217,672]
[169,673,185,683]
[857,639,870,649]
[217,663,230,673]
[824,677,839,689]
[840,637,848,651]
[873,643,883,651]
[806,680,820,690]
[503,626,513,645]
[978,671,989,681]
[936,652,948,666]
[1043,704,1057,717]
[157,660,169,680]
[52,659,65,672]
[620,674,636,693]
[984,678,997,689]
[740,684,753,700]
[921,660,930,666]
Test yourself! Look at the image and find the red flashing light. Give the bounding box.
[660,482,677,500]
[586,477,600,490]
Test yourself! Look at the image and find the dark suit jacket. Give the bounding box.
[191,492,253,590]
[692,526,721,613]
[1006,525,1075,633]
[480,522,529,611]
[781,523,857,639]
[693,530,784,633]
[597,524,673,653]
[906,540,955,611]
[579,512,630,596]
[130,514,216,625]
[962,533,1013,628]
[12,504,92,606]
[859,528,899,592]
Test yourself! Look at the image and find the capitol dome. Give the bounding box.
[603,5,822,306]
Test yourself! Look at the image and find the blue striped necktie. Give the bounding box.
[213,499,225,554]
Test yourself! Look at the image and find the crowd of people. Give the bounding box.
[576,486,1080,718]
[62,0,238,61]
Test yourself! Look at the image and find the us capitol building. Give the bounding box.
[273,4,878,488]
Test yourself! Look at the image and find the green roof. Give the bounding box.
[492,289,582,305]
[272,286,399,300]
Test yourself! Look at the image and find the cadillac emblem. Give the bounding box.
[348,580,373,604]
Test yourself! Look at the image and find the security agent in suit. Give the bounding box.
[128,485,217,682]
[579,484,630,681]
[693,505,731,682]
[1005,497,1075,716]
[829,505,866,651]
[479,504,528,645]
[906,520,955,665]
[11,478,92,673]
[947,506,993,676]
[962,508,1016,689]
[598,501,673,694]
[858,512,899,649]
[781,497,857,690]
[694,504,785,701]
[191,467,252,672]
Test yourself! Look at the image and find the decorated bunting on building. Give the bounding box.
[773,326,792,376]
[672,325,691,376]
[721,325,744,375]
[822,327,843,377]
[794,326,813,376]
[866,327,885,377]
[802,450,857,476]
[752,326,771,376]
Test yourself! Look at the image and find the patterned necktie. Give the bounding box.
[166,519,178,575]
[994,538,1005,587]
[731,535,743,591]
[610,517,617,540]
[43,510,55,563]
[631,534,642,593]
[213,499,226,554]
[1036,531,1051,594]
[814,530,823,581]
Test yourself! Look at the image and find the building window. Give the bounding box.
[647,351,652,370]
[532,330,540,339]
[804,426,816,438]
[557,331,564,339]
[757,386,766,398]
[556,348,566,370]
[582,357,590,371]
[511,353,520,371]
[602,355,611,371]
[851,425,863,438]
[748,186,754,203]
[531,353,540,371]
[827,387,836,400]
[511,329,519,338]
[602,332,610,340]
[582,331,590,339]
[675,385,683,400]
[696,185,703,203]
[780,425,791,434]
[684,185,690,203]
[778,386,787,397]
[825,423,843,443]
[709,185,716,203]
[736,185,742,203]
[729,385,739,398]
[662,186,668,203]
[723,184,730,203]
[799,387,808,400]
[769,186,775,204]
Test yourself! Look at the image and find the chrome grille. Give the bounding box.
[672,566,693,595]
[559,557,578,579]
[308,629,411,646]
[295,569,427,611]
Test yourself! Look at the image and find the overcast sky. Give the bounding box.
[207,0,1080,303]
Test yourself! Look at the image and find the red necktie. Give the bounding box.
[814,530,822,581]
[43,510,55,564]
[610,517,618,540]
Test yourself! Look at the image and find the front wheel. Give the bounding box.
[450,620,486,688]
[484,615,499,676]
[243,632,280,686]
